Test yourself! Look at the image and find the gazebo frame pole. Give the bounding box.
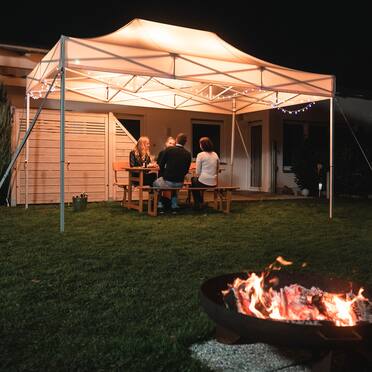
[60,36,66,233]
[230,98,236,185]
[329,97,334,219]
[25,93,30,208]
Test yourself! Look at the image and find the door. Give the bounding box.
[251,125,262,188]
[192,122,221,157]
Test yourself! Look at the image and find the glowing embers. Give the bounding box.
[222,257,371,327]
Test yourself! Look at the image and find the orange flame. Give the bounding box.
[223,258,370,327]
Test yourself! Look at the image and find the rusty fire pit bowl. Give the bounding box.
[200,272,372,349]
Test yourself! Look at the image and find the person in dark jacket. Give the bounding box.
[153,133,191,212]
[129,136,157,186]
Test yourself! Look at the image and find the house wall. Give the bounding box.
[9,91,236,178]
[8,87,275,205]
[53,99,274,191]
[9,95,234,205]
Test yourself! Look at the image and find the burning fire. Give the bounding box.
[222,257,371,327]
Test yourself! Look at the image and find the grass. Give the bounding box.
[1,198,372,371]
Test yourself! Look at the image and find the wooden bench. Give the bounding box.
[141,186,240,216]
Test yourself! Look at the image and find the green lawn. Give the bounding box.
[1,199,372,371]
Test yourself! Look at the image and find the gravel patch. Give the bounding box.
[190,340,312,372]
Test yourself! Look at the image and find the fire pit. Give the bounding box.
[200,271,372,349]
[199,259,372,370]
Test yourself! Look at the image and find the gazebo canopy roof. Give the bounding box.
[27,18,335,114]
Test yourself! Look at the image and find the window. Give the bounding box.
[309,124,328,148]
[192,122,221,158]
[118,118,141,140]
[283,123,304,172]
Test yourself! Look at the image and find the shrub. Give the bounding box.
[292,138,327,196]
[334,126,372,196]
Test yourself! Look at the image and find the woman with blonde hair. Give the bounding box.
[129,136,157,186]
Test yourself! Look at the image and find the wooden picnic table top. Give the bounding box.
[121,165,225,172]
[123,166,159,171]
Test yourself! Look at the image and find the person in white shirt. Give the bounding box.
[191,137,220,210]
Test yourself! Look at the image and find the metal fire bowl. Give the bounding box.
[200,272,372,348]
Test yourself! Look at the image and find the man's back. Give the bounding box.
[160,145,191,183]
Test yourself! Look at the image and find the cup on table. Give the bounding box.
[149,155,157,168]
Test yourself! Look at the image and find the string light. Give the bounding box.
[270,93,316,115]
[273,102,315,115]
[136,84,317,112]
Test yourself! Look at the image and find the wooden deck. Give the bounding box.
[202,190,309,202]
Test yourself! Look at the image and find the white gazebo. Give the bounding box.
[1,19,335,231]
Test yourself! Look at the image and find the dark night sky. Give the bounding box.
[1,1,370,95]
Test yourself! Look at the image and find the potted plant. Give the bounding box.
[72,193,88,211]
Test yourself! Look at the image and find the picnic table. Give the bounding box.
[114,162,231,214]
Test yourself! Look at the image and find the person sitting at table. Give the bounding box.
[153,133,192,213]
[155,136,176,208]
[156,136,176,177]
[191,137,220,210]
[129,136,157,186]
